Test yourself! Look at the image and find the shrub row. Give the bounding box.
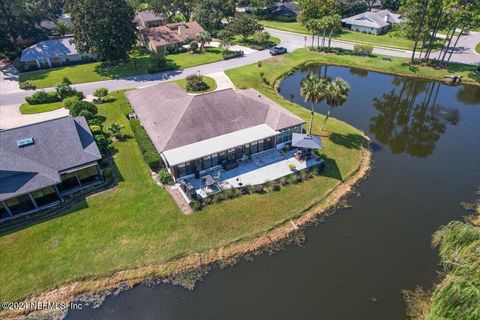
[25,91,61,105]
[222,50,244,60]
[353,44,373,56]
[129,119,162,171]
[185,74,209,92]
[190,163,326,211]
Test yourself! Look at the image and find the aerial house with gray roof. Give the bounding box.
[20,37,94,70]
[0,116,103,222]
[126,83,307,182]
[341,9,403,35]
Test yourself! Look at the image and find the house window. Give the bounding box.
[243,144,250,156]
[227,148,236,161]
[5,195,36,215]
[250,141,258,154]
[185,162,194,175]
[177,163,187,177]
[59,172,80,192]
[235,147,243,159]
[31,186,60,207]
[76,166,102,186]
[211,153,218,166]
[203,155,212,169]
[258,139,265,152]
[264,137,274,150]
[218,151,227,163]
[0,202,9,219]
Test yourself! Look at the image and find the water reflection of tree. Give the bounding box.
[456,86,480,106]
[369,78,459,158]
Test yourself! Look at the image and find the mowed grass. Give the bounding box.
[233,48,479,86]
[19,47,224,88]
[19,101,63,114]
[476,43,480,54]
[176,76,217,93]
[261,20,425,50]
[0,78,366,301]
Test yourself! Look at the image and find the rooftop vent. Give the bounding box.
[16,137,34,148]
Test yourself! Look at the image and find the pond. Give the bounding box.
[67,66,480,320]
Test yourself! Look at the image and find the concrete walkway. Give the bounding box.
[208,71,236,91]
[0,103,68,130]
[0,64,21,94]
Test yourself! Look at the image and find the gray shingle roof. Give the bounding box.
[20,37,79,62]
[125,84,305,154]
[0,116,101,201]
[341,9,403,29]
[135,10,166,24]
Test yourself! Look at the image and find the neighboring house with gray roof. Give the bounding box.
[0,116,103,222]
[20,37,94,70]
[126,83,305,180]
[266,2,301,19]
[134,10,167,29]
[342,9,403,35]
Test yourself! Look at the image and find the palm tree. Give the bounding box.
[322,78,350,130]
[53,21,69,37]
[197,31,212,54]
[300,75,327,135]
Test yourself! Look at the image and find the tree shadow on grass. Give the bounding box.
[320,157,343,181]
[328,132,368,150]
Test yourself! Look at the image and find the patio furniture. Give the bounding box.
[222,160,239,170]
[202,174,215,187]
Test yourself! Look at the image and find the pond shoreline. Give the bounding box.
[2,146,371,320]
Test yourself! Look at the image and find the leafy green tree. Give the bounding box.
[249,0,275,10]
[253,31,270,45]
[149,0,196,22]
[194,0,236,33]
[362,0,377,11]
[0,0,63,56]
[217,30,235,50]
[335,0,368,17]
[226,13,263,41]
[381,0,401,11]
[66,0,137,62]
[189,40,199,52]
[93,87,109,103]
[108,122,125,139]
[53,21,70,37]
[300,74,328,134]
[70,100,98,118]
[197,31,212,53]
[325,14,342,48]
[323,78,350,130]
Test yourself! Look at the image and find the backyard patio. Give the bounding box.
[177,149,325,201]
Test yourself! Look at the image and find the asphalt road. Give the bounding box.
[1,28,478,109]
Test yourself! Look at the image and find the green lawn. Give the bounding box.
[235,48,479,86]
[19,47,224,89]
[0,76,367,302]
[19,101,63,114]
[260,20,424,50]
[476,43,480,54]
[176,76,217,93]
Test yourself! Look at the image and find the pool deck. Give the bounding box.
[179,149,324,200]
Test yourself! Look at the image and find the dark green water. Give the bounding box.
[67,66,480,320]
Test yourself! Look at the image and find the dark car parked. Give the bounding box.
[269,46,287,55]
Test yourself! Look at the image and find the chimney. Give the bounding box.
[178,25,186,39]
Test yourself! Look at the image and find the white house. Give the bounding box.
[20,37,94,70]
[342,10,403,35]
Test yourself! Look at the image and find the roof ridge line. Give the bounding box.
[162,95,194,150]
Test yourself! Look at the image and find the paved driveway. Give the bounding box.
[0,64,20,94]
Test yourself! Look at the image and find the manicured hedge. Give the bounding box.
[222,50,244,60]
[130,119,162,171]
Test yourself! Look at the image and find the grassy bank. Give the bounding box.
[475,43,480,54]
[230,48,479,87]
[260,20,422,50]
[0,87,367,303]
[19,47,224,88]
[19,101,63,114]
